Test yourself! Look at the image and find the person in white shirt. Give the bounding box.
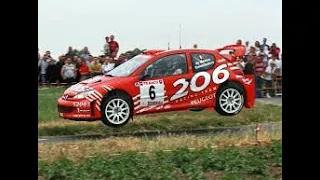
[264,61,277,98]
[102,57,116,75]
[268,55,281,71]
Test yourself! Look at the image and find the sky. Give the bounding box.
[38,0,282,59]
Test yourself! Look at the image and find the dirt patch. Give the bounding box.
[204,171,224,180]
[269,167,282,179]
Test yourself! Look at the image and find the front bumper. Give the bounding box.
[57,98,101,121]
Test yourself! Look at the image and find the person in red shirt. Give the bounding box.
[108,35,119,58]
[78,59,90,81]
[254,52,266,98]
[269,43,281,59]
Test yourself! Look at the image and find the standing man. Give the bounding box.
[103,36,110,57]
[108,35,119,58]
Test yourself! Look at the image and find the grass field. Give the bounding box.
[38,137,282,180]
[38,87,282,136]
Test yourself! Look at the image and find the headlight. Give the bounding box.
[73,89,94,99]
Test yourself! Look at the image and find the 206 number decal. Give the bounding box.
[170,64,230,101]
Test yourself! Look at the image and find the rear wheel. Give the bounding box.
[101,94,132,127]
[215,82,244,116]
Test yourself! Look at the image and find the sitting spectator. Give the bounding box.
[46,59,58,84]
[78,59,90,81]
[61,57,77,84]
[102,57,116,75]
[38,55,49,84]
[263,61,277,98]
[89,57,102,77]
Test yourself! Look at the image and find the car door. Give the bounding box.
[135,53,193,114]
[187,52,217,108]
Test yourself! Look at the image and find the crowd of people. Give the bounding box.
[38,36,281,98]
[38,35,143,85]
[232,38,282,98]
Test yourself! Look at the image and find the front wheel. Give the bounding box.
[215,82,244,116]
[101,94,132,127]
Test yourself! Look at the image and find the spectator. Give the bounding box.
[46,59,58,84]
[268,54,281,70]
[236,39,242,45]
[55,55,65,85]
[254,41,261,52]
[102,57,116,75]
[243,47,256,75]
[89,57,102,77]
[235,56,245,70]
[254,51,266,98]
[78,59,90,81]
[65,46,75,59]
[61,57,77,84]
[80,47,91,62]
[38,55,49,84]
[261,38,270,54]
[245,41,250,55]
[269,43,281,59]
[75,57,82,82]
[109,35,119,58]
[72,55,78,63]
[193,44,198,48]
[103,36,110,57]
[263,61,277,98]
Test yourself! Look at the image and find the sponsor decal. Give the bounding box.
[72,114,91,118]
[190,94,215,105]
[139,79,165,107]
[76,108,90,113]
[73,101,90,107]
[170,64,230,101]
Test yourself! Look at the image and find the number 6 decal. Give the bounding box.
[149,85,156,100]
[212,64,230,84]
[170,64,230,101]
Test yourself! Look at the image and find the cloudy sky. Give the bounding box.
[38,0,282,58]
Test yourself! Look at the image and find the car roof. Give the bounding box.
[143,49,216,56]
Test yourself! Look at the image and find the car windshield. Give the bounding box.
[106,55,151,77]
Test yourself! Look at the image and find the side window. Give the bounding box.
[143,54,187,79]
[191,53,215,72]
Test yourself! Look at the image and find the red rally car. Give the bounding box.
[57,45,255,127]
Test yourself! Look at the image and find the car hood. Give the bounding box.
[63,75,120,97]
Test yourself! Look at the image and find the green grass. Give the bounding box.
[38,87,282,136]
[38,87,66,122]
[38,140,282,180]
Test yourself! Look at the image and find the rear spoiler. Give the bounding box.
[216,44,246,61]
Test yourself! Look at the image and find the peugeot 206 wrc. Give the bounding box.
[57,45,255,127]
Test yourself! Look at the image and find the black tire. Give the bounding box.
[215,82,245,116]
[101,93,132,127]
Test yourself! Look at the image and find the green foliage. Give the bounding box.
[39,141,282,180]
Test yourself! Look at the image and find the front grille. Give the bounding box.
[58,105,74,113]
